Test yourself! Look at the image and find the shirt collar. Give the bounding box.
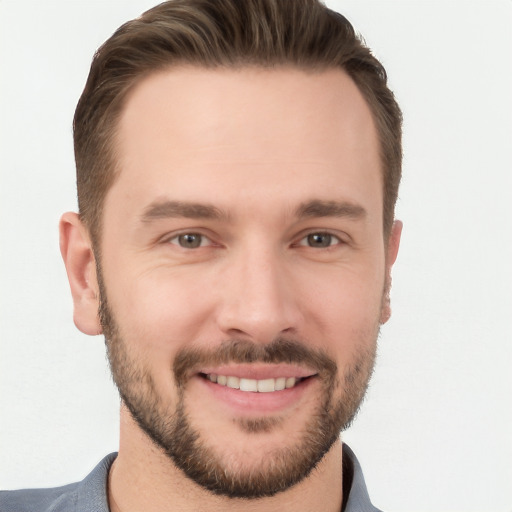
[342,443,382,512]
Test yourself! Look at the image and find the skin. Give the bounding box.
[60,67,402,512]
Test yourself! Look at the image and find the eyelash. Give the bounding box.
[166,231,344,250]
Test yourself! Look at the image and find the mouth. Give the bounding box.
[192,365,320,415]
[200,373,312,393]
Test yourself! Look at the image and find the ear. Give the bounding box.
[59,212,102,335]
[380,220,403,324]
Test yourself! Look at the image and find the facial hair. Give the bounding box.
[97,267,378,499]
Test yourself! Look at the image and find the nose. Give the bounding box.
[215,244,302,343]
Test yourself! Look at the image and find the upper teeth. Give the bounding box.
[206,374,299,392]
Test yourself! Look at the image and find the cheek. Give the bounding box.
[107,267,217,358]
[300,263,385,348]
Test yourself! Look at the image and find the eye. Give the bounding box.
[168,233,211,249]
[299,232,341,248]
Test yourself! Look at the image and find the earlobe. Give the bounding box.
[380,220,403,324]
[59,212,102,336]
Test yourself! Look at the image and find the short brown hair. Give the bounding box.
[74,0,402,246]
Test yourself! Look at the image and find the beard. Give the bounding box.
[97,269,378,499]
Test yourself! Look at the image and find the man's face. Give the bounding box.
[95,67,399,497]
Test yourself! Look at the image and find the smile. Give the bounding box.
[202,373,306,393]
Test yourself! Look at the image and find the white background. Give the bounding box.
[1,1,511,511]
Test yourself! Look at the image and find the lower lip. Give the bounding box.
[195,375,317,415]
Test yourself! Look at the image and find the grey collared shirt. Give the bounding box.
[0,444,382,511]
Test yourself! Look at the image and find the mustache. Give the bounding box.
[173,338,337,386]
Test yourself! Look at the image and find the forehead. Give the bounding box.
[108,66,381,222]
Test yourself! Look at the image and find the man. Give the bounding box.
[1,0,402,511]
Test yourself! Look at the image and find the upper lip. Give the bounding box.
[197,364,318,380]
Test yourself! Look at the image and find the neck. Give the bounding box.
[109,408,344,512]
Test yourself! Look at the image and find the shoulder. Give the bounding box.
[0,483,79,512]
[0,453,116,512]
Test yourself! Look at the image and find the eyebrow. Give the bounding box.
[295,199,367,220]
[140,198,366,223]
[140,200,226,222]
